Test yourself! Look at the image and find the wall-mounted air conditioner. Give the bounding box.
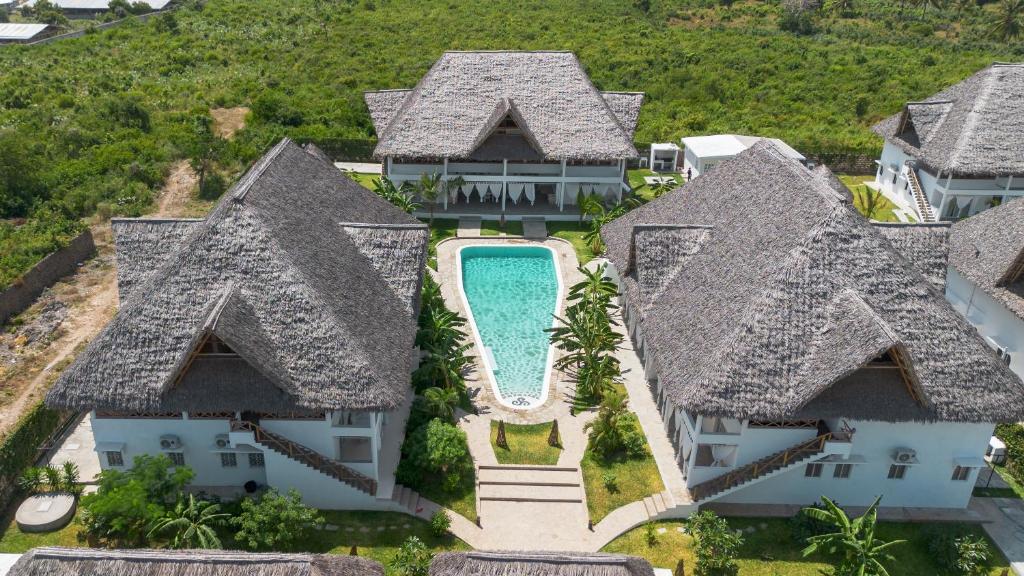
[214,434,230,449]
[159,434,182,450]
[893,448,916,464]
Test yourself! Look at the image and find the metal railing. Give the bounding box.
[904,164,936,222]
[231,419,377,495]
[690,432,833,502]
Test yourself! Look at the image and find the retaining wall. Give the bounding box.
[0,230,96,325]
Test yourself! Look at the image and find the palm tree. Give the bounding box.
[801,496,905,576]
[991,0,1024,39]
[417,172,443,225]
[148,494,230,549]
[584,390,630,456]
[579,195,643,254]
[372,177,420,214]
[568,264,620,312]
[423,386,458,422]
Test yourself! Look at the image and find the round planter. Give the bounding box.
[15,493,76,533]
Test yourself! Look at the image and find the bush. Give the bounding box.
[232,488,323,551]
[0,403,63,510]
[927,529,993,575]
[396,418,471,492]
[688,511,742,576]
[390,536,433,576]
[429,509,450,536]
[199,171,228,200]
[80,454,194,545]
[789,501,836,543]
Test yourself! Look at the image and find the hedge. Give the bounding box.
[0,403,65,511]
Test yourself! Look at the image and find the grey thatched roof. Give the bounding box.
[949,197,1024,321]
[8,547,383,576]
[46,139,429,414]
[429,551,654,576]
[602,141,1024,423]
[873,63,1024,177]
[366,51,642,162]
[112,218,203,300]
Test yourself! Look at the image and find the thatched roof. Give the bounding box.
[366,51,642,162]
[8,547,383,576]
[873,63,1024,177]
[602,141,1024,423]
[949,197,1024,321]
[46,139,428,414]
[429,551,654,576]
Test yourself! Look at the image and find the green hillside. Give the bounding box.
[0,0,1020,284]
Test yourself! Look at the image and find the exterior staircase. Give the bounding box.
[904,164,936,222]
[689,431,836,502]
[477,464,584,503]
[229,419,377,496]
[389,484,428,517]
[641,490,676,518]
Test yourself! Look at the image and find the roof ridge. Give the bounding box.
[941,66,996,173]
[338,222,428,230]
[571,52,635,150]
[232,138,293,202]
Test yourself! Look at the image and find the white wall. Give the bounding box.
[947,268,1024,378]
[716,420,993,508]
[261,446,382,510]
[876,142,916,208]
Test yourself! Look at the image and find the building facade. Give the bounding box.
[364,51,643,219]
[602,141,1024,510]
[873,63,1024,223]
[45,139,429,510]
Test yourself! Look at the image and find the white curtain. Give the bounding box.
[711,444,736,467]
[702,416,719,434]
[460,184,473,202]
[525,183,536,205]
[956,196,972,209]
[606,184,618,201]
[681,435,693,461]
[508,183,524,204]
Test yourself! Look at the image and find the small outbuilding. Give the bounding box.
[681,134,805,177]
[23,0,172,18]
[0,23,50,44]
[648,143,680,172]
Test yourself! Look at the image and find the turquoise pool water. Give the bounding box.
[458,245,561,408]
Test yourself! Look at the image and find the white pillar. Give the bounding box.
[502,159,507,212]
[618,159,625,203]
[385,156,392,179]
[442,158,449,210]
[1007,175,1014,192]
[559,158,567,212]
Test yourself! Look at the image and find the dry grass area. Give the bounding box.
[210,107,249,140]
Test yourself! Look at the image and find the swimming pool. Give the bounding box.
[457,245,562,409]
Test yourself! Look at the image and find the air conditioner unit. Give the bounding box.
[997,346,1012,367]
[159,434,182,450]
[893,448,916,463]
[214,434,230,449]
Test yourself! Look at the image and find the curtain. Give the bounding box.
[711,444,736,467]
[525,183,536,205]
[508,183,524,204]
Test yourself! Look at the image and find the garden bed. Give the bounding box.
[489,421,562,465]
[580,446,664,523]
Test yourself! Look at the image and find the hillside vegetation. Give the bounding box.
[0,0,1020,286]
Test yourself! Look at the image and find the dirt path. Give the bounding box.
[210,107,249,140]
[0,161,203,437]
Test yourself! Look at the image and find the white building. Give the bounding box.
[45,139,429,511]
[601,141,1024,510]
[24,0,172,17]
[947,197,1024,380]
[0,23,50,44]
[364,51,643,219]
[680,134,805,178]
[648,143,680,172]
[872,63,1024,223]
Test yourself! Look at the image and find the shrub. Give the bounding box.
[0,403,63,510]
[602,471,618,493]
[645,522,658,546]
[390,536,433,576]
[688,511,742,576]
[233,488,323,551]
[789,501,836,543]
[199,171,227,200]
[429,509,451,536]
[397,418,472,492]
[927,529,993,575]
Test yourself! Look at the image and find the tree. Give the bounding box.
[824,0,855,16]
[689,510,743,576]
[991,0,1023,40]
[0,130,45,218]
[584,390,631,457]
[233,488,324,551]
[148,493,230,549]
[80,455,193,545]
[801,496,904,576]
[372,177,419,214]
[24,0,68,26]
[578,194,642,254]
[390,536,433,576]
[416,172,443,225]
[423,386,458,422]
[399,418,471,492]
[856,187,881,220]
[413,306,473,394]
[185,113,225,199]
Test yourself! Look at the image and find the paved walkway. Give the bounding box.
[456,216,482,238]
[522,217,547,240]
[972,497,1024,575]
[44,414,101,483]
[333,161,382,174]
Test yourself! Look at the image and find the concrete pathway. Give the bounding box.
[457,216,482,238]
[972,497,1024,575]
[333,161,382,174]
[44,414,101,483]
[522,217,547,240]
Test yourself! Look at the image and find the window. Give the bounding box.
[888,464,907,479]
[220,453,237,468]
[105,451,124,467]
[338,437,373,463]
[951,466,972,481]
[805,463,823,478]
[248,453,265,468]
[833,463,852,479]
[168,452,185,467]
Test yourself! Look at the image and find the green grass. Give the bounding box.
[345,171,381,190]
[580,446,665,523]
[627,169,682,202]
[0,509,469,575]
[838,175,910,223]
[546,221,596,265]
[420,218,457,269]
[480,220,523,237]
[408,471,477,524]
[602,518,1010,575]
[490,421,562,465]
[977,464,1024,499]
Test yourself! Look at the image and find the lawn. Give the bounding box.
[602,517,1010,575]
[838,175,910,223]
[627,169,683,203]
[407,470,477,524]
[490,421,562,465]
[0,509,469,575]
[345,171,382,191]
[546,221,596,265]
[975,464,1024,499]
[480,220,523,237]
[580,445,665,523]
[421,219,458,269]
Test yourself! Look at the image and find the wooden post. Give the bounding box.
[548,419,561,447]
[496,420,508,449]
[349,546,358,556]
[674,559,685,576]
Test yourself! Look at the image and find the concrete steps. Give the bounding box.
[390,484,423,515]
[476,464,584,504]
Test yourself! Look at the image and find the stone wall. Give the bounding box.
[0,230,96,325]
